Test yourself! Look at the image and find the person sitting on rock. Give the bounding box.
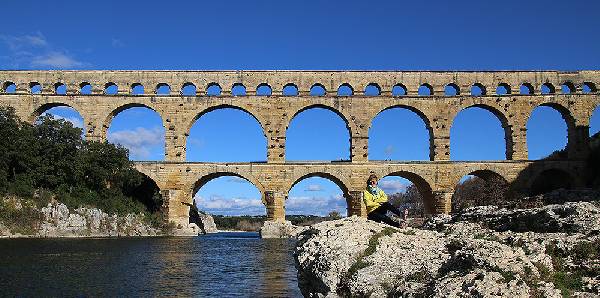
[363,174,403,228]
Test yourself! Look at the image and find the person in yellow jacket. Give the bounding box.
[363,174,403,228]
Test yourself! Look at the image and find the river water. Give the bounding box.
[0,232,302,297]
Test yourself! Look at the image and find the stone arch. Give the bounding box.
[368,104,434,161]
[2,81,15,93]
[185,104,267,140]
[190,171,266,205]
[287,172,350,215]
[104,82,118,95]
[583,82,597,93]
[256,83,272,96]
[282,83,298,96]
[379,170,435,214]
[29,82,42,94]
[287,104,352,132]
[496,83,511,95]
[364,83,381,96]
[310,83,327,96]
[101,103,163,141]
[181,82,196,96]
[451,169,509,212]
[286,104,352,160]
[156,83,171,95]
[206,82,222,96]
[29,102,85,124]
[131,83,144,95]
[451,103,513,160]
[133,165,164,191]
[337,83,354,96]
[471,83,487,96]
[392,83,407,96]
[445,83,460,96]
[520,83,534,95]
[527,102,576,157]
[418,83,433,96]
[561,81,576,94]
[529,168,573,196]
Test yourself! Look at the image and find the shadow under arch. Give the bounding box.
[101,103,164,141]
[185,104,267,139]
[126,171,164,213]
[287,172,350,215]
[451,169,509,213]
[381,171,435,215]
[369,104,434,161]
[529,168,574,196]
[452,103,513,160]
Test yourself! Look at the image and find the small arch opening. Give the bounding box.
[181,83,196,96]
[541,83,555,94]
[392,84,407,96]
[583,82,597,93]
[444,83,460,96]
[364,83,381,96]
[30,82,42,94]
[206,83,222,96]
[418,83,432,96]
[156,83,171,95]
[520,83,534,95]
[282,83,298,96]
[2,81,16,93]
[591,105,600,137]
[79,82,92,94]
[54,83,66,95]
[310,84,326,96]
[561,82,575,94]
[471,83,486,96]
[104,82,118,95]
[256,83,272,96]
[131,83,144,95]
[337,83,353,96]
[496,83,511,95]
[232,83,247,96]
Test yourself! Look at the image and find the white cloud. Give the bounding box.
[0,32,48,51]
[41,112,84,129]
[384,145,395,156]
[107,127,165,159]
[194,195,265,216]
[0,32,87,69]
[226,176,248,183]
[286,194,346,216]
[111,38,125,48]
[31,52,84,68]
[378,180,408,194]
[305,184,323,192]
[188,137,205,149]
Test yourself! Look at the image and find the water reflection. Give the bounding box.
[0,234,301,297]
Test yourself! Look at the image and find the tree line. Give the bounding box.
[0,107,162,216]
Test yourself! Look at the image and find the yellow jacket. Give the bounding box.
[363,188,388,214]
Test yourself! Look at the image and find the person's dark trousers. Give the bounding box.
[367,202,402,227]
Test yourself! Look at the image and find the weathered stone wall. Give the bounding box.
[1,70,598,226]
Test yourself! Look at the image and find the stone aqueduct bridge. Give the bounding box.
[1,70,599,228]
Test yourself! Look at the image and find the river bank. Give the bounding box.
[0,197,167,238]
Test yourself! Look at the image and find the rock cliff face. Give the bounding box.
[1,200,163,238]
[294,201,600,297]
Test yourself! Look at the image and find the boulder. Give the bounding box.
[260,220,307,238]
[294,202,600,297]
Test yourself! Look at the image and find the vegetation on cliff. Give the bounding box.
[0,107,165,231]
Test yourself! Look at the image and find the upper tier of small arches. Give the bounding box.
[0,70,598,97]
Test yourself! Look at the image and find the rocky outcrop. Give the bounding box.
[260,220,308,238]
[295,202,600,297]
[1,200,163,238]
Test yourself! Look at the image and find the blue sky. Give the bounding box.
[3,0,600,216]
